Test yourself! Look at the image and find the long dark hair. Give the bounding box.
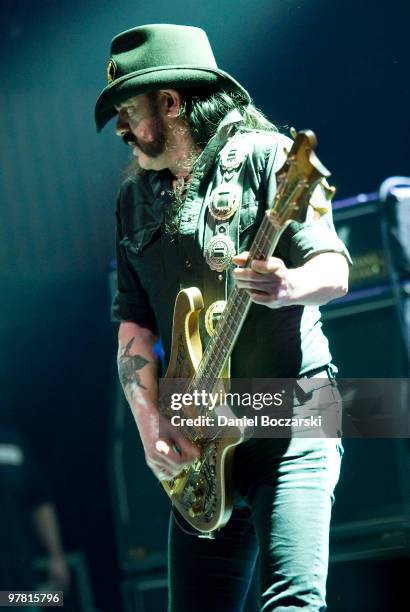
[182,90,278,147]
[123,89,278,178]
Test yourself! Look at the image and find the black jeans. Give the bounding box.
[168,378,343,611]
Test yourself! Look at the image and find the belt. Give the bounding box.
[296,364,337,402]
[300,364,334,380]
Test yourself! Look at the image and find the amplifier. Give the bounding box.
[325,177,410,377]
[321,180,410,568]
[333,191,388,290]
[332,177,410,291]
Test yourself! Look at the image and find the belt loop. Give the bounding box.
[326,363,338,386]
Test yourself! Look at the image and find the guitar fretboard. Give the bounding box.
[188,175,313,407]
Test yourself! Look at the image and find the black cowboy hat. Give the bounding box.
[95,23,251,132]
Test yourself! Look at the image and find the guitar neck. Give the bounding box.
[188,131,330,400]
[189,213,285,397]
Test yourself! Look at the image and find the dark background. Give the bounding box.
[0,0,409,609]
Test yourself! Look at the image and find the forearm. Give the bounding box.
[117,321,199,479]
[287,252,349,306]
[32,503,64,559]
[117,321,160,417]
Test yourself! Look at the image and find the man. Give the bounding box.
[95,24,350,611]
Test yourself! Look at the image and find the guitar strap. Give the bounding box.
[201,132,252,376]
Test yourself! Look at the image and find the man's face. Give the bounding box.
[115,93,167,171]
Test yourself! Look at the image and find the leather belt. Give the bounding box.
[300,364,334,380]
[295,364,337,403]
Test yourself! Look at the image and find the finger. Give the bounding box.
[153,465,172,481]
[249,291,284,308]
[154,441,197,470]
[249,291,276,302]
[172,433,200,461]
[232,251,250,266]
[149,456,181,478]
[232,268,277,281]
[155,452,192,478]
[154,439,186,468]
[155,440,170,454]
[157,468,175,481]
[235,280,281,291]
[251,257,284,274]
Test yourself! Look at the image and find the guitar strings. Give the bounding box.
[192,178,304,388]
[178,178,307,440]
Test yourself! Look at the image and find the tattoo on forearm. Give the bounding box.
[118,337,149,390]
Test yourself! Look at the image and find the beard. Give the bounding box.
[123,114,166,158]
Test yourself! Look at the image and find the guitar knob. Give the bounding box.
[187,488,205,517]
[188,502,203,517]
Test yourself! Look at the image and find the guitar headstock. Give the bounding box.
[270,129,335,225]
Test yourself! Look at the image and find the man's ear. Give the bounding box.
[159,89,182,118]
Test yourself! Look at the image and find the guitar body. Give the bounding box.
[161,287,244,536]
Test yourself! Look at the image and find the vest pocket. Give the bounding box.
[120,223,161,256]
[238,200,261,252]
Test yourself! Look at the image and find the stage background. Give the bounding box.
[0,0,409,609]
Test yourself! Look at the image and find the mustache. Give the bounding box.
[121,121,166,159]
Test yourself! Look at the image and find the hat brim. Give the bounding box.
[94,65,251,132]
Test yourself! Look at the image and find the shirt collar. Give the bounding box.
[190,109,244,179]
[215,109,244,143]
